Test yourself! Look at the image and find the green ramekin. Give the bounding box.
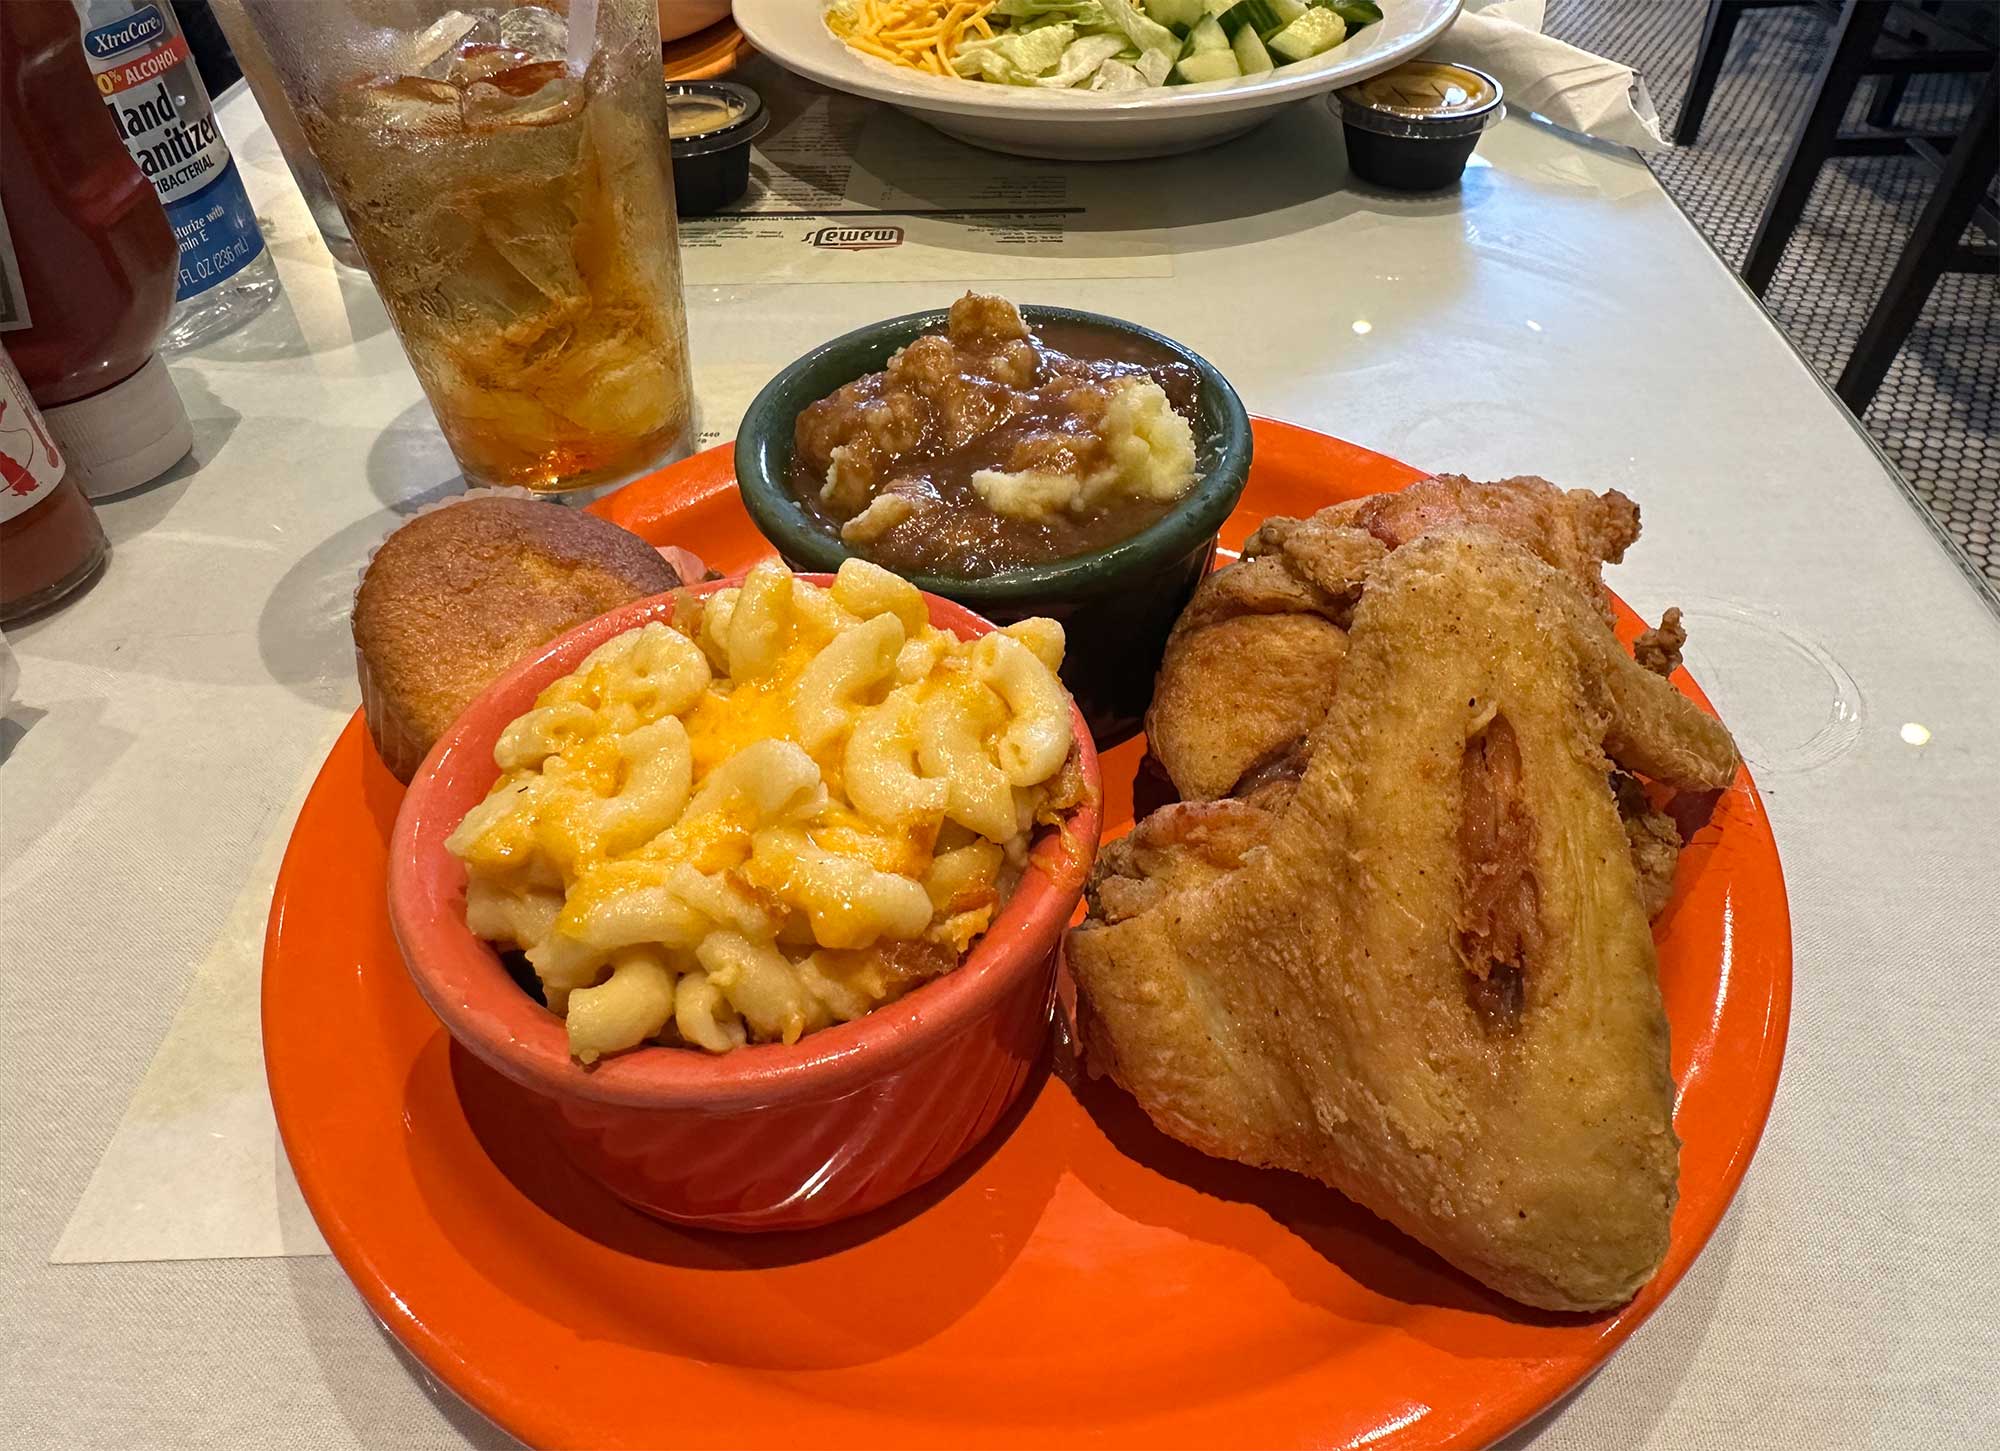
[734,304,1253,744]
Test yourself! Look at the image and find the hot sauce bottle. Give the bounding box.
[0,346,106,621]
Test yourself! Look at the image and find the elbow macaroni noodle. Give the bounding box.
[446,560,1083,1063]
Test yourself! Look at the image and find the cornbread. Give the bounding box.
[353,497,681,781]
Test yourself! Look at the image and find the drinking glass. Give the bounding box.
[209,0,366,270]
[246,0,692,494]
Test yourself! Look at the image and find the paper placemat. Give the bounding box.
[53,731,336,1264]
[680,96,1172,285]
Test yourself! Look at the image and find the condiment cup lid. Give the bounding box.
[1332,61,1505,140]
[664,80,768,160]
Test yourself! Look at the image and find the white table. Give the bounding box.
[4,64,1996,1451]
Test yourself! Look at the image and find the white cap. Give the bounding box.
[42,354,194,499]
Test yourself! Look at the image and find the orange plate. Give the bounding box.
[662,19,750,82]
[265,420,1791,1450]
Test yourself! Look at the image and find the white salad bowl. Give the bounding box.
[733,0,1462,160]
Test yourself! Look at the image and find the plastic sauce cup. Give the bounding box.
[1331,62,1505,192]
[664,81,768,215]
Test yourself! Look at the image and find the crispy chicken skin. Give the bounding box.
[1615,773,1685,921]
[1148,475,1690,808]
[1071,532,1732,1312]
[1634,606,1689,678]
[1311,473,1641,610]
[1145,613,1350,803]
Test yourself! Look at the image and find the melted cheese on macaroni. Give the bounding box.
[447,559,1081,1063]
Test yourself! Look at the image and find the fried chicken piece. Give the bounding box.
[1071,531,1734,1312]
[1143,528,1380,803]
[1591,630,1739,790]
[1172,550,1362,636]
[1145,613,1350,803]
[1086,798,1281,925]
[1634,606,1688,677]
[1320,473,1641,609]
[1238,510,1390,599]
[1615,773,1684,921]
[1149,476,1664,805]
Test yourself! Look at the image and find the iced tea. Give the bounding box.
[297,6,690,493]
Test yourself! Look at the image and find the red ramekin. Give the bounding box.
[387,577,1101,1231]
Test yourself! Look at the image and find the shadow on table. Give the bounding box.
[1488,1192,1748,1448]
[194,263,392,363]
[286,1254,526,1451]
[254,399,463,708]
[364,396,463,511]
[0,705,45,767]
[256,509,393,710]
[87,368,246,540]
[0,698,133,875]
[847,98,1494,264]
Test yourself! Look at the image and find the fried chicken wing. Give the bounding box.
[1145,613,1349,803]
[1085,797,1282,925]
[1072,532,1709,1312]
[1150,475,1638,805]
[1149,475,1735,823]
[1313,473,1641,606]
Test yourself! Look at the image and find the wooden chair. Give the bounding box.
[1832,57,1997,410]
[1739,0,1995,296]
[1674,0,1828,147]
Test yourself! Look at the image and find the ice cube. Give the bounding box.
[475,181,586,306]
[498,5,568,62]
[448,42,534,86]
[459,60,584,130]
[348,75,466,138]
[409,11,488,75]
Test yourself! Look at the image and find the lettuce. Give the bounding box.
[955,21,1075,82]
[1096,0,1178,56]
[1133,46,1173,86]
[953,1,1187,87]
[1089,57,1147,90]
[1036,32,1131,86]
[1094,0,1179,80]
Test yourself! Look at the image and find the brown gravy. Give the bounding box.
[788,298,1202,578]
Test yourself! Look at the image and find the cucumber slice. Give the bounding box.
[1213,0,1284,38]
[1231,22,1275,73]
[1318,2,1384,27]
[1268,0,1309,23]
[1266,6,1345,61]
[1144,0,1205,30]
[1172,48,1243,82]
[1184,15,1230,52]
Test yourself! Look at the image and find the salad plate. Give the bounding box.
[734,0,1463,159]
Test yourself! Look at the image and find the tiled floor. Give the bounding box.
[1545,0,1998,595]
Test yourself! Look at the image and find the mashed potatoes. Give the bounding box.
[789,293,1208,577]
[970,377,1197,523]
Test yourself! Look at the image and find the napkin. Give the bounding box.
[1432,0,1668,152]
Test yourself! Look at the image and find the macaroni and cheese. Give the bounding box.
[446,559,1086,1063]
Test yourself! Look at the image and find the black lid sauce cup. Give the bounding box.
[664,80,769,216]
[1331,62,1505,192]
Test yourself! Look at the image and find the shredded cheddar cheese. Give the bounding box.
[825,0,999,77]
